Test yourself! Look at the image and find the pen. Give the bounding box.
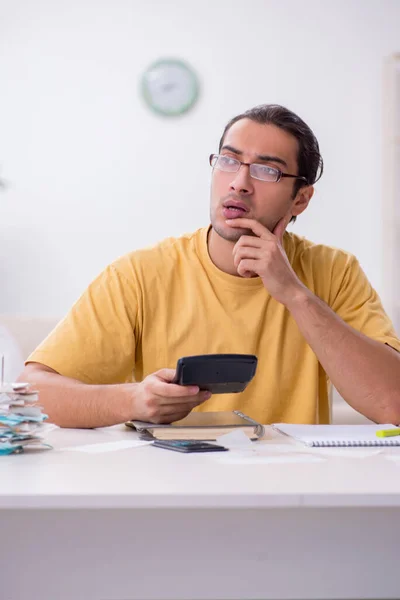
[376,428,400,438]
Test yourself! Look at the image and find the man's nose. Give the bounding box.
[229,164,254,195]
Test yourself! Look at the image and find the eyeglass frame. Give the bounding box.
[209,153,309,185]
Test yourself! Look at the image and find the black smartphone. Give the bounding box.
[152,440,228,453]
[172,353,257,394]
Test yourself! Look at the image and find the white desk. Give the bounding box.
[2,425,400,600]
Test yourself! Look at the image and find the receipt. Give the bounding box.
[61,440,153,453]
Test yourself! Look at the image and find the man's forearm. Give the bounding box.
[287,289,400,423]
[19,366,134,428]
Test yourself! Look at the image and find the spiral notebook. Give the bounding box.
[272,423,400,447]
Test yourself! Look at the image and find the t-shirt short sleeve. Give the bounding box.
[330,254,400,352]
[26,264,138,384]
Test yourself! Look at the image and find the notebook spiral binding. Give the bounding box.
[313,440,400,447]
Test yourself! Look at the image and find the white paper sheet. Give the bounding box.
[60,440,153,453]
[216,429,254,449]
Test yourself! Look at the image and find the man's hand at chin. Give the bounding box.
[225,215,308,306]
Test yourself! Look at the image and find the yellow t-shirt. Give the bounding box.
[27,226,400,424]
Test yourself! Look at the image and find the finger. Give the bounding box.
[158,389,211,405]
[154,368,178,382]
[233,247,263,269]
[160,398,207,415]
[152,379,200,398]
[158,391,212,420]
[153,410,194,424]
[272,213,292,244]
[225,218,272,239]
[237,258,259,278]
[233,235,262,253]
[234,246,263,259]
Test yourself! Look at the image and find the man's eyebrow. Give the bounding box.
[256,154,288,168]
[221,145,288,168]
[221,145,242,155]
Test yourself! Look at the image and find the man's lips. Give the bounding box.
[222,200,249,219]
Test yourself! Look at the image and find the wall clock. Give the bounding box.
[141,58,199,116]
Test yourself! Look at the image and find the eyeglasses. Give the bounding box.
[209,153,308,184]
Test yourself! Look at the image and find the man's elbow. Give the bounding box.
[376,393,400,425]
[17,362,59,383]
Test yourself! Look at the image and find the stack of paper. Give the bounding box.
[0,381,52,455]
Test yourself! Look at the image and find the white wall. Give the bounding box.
[0,0,399,318]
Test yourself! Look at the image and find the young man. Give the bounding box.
[20,104,400,428]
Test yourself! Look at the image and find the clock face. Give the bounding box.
[141,59,199,116]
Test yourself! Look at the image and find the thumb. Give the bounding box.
[155,368,177,382]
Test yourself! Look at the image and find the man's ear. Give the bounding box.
[291,185,314,217]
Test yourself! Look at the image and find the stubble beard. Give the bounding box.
[210,205,274,242]
[211,221,243,243]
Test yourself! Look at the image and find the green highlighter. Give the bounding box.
[376,428,400,438]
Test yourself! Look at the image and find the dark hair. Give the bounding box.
[219,104,323,221]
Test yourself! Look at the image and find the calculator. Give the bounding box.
[152,440,228,453]
[172,353,258,394]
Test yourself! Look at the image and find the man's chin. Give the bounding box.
[211,221,248,242]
